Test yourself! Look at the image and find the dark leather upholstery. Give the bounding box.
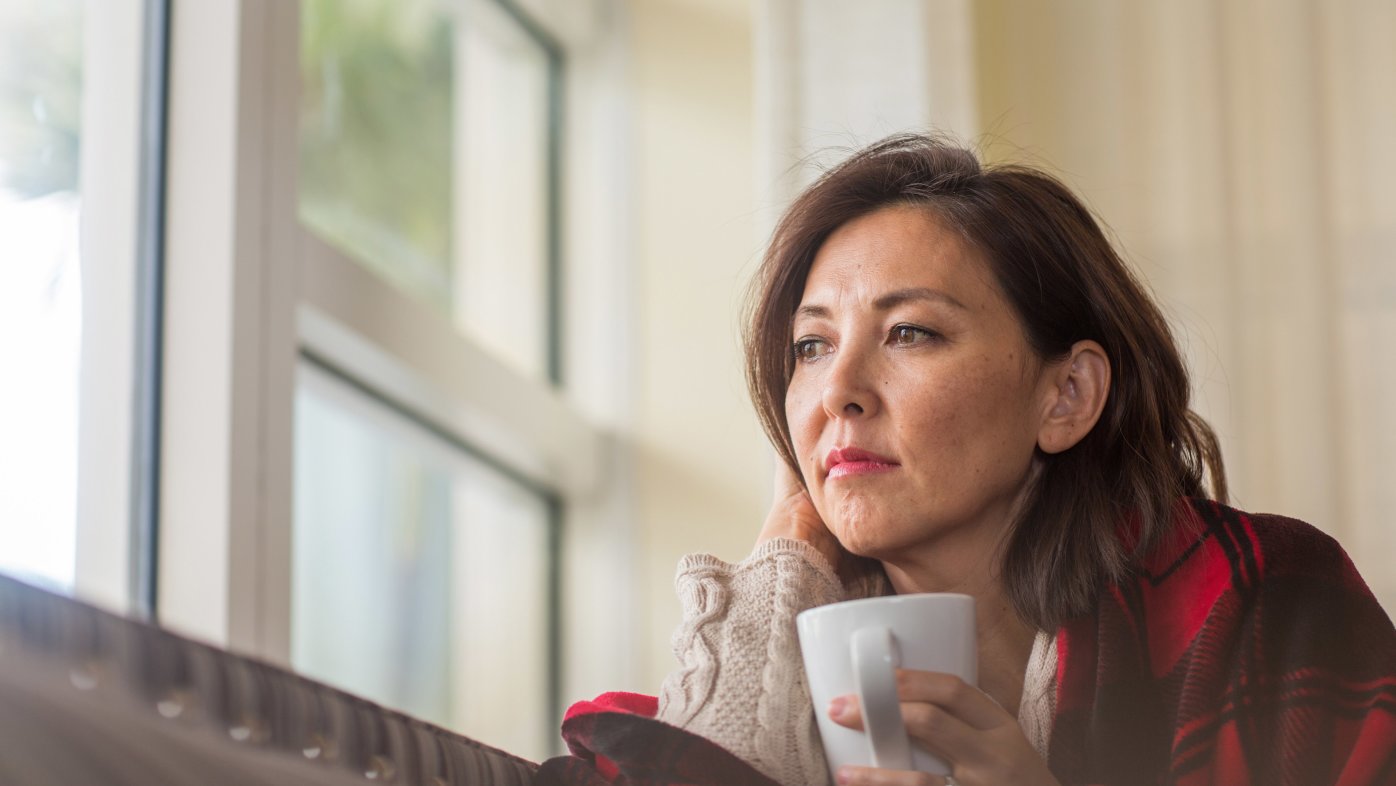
[0,573,538,785]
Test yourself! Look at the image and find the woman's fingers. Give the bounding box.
[833,765,950,786]
[829,671,1011,734]
[829,676,1062,786]
[772,456,806,498]
[828,694,985,762]
[893,670,1010,731]
[757,459,847,572]
[827,670,1014,768]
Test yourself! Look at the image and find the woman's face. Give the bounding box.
[785,205,1058,560]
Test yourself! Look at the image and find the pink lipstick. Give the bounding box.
[825,447,899,480]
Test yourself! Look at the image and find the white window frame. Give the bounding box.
[73,0,148,614]
[157,0,637,722]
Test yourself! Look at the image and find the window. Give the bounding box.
[294,362,553,756]
[289,0,574,760]
[0,0,156,613]
[157,0,610,764]
[0,0,85,590]
[299,0,557,381]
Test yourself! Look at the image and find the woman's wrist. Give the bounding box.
[756,513,842,574]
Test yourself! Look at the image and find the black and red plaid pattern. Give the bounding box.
[1051,499,1396,785]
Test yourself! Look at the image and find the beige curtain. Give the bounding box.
[757,0,1396,613]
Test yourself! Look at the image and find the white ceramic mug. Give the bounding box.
[796,594,976,776]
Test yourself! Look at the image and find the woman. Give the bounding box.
[538,136,1396,786]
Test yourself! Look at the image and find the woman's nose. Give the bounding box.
[820,348,879,420]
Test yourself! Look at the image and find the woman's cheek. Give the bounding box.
[786,399,821,474]
[820,485,875,538]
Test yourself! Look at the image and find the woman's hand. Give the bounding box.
[756,459,844,576]
[827,670,1060,786]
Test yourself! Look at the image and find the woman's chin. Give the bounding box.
[829,514,900,559]
[837,536,896,562]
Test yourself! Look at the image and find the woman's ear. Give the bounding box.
[1037,340,1111,455]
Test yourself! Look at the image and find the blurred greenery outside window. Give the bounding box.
[300,0,453,305]
[300,0,557,381]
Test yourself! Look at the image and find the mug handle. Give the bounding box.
[850,626,914,769]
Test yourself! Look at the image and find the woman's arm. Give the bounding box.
[654,537,844,786]
[655,463,890,786]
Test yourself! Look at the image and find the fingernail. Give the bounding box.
[835,766,853,784]
[828,696,847,719]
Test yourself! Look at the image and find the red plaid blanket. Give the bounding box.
[1051,499,1396,785]
[533,693,778,785]
[537,500,1396,786]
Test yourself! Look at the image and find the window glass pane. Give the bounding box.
[299,0,452,308]
[0,1,85,589]
[293,361,552,760]
[454,2,551,380]
[299,0,553,380]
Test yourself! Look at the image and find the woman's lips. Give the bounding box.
[825,447,899,480]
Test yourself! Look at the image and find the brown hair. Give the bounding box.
[744,134,1227,630]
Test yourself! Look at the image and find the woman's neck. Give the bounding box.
[881,555,1038,718]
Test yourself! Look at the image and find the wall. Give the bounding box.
[973,0,1396,610]
[626,0,771,691]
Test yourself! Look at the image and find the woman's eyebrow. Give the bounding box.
[794,287,967,322]
[873,287,967,311]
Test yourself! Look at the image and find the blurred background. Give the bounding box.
[1,0,1392,763]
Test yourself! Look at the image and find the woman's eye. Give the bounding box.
[792,338,830,361]
[890,324,936,345]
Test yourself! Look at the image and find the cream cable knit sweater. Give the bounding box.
[655,538,1057,786]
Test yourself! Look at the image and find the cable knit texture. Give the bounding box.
[1019,630,1057,759]
[656,539,1057,786]
[656,539,850,785]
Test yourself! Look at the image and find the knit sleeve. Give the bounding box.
[654,538,847,786]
